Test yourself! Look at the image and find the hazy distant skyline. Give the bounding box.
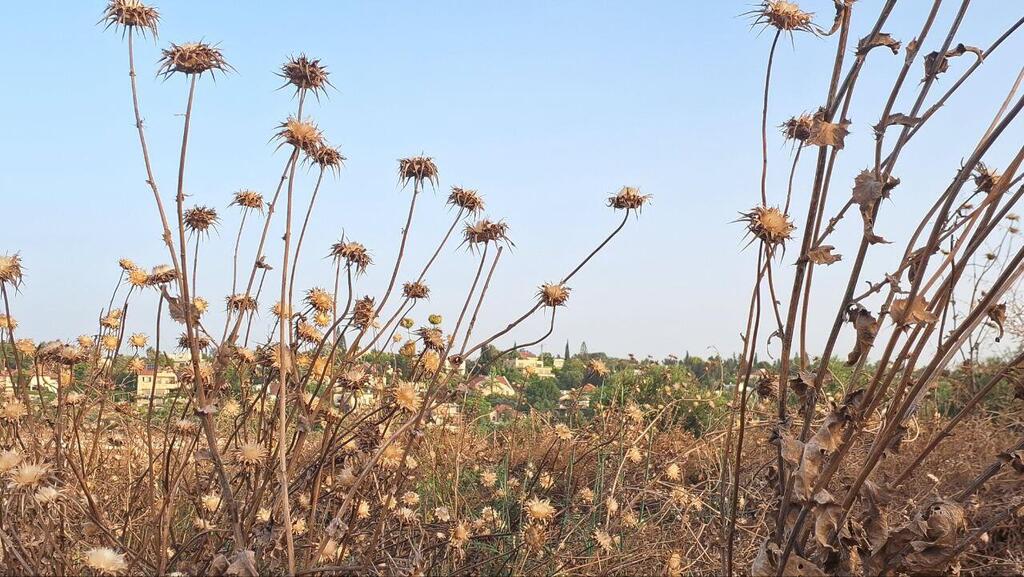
[2,1,1023,359]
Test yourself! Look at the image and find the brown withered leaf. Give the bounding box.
[852,170,884,207]
[807,118,851,149]
[751,541,827,577]
[770,429,804,468]
[857,32,901,56]
[789,369,831,404]
[814,501,846,552]
[988,303,1007,342]
[924,43,984,81]
[891,296,939,325]
[866,498,966,575]
[227,550,258,577]
[875,113,922,136]
[806,245,842,265]
[846,306,879,365]
[998,450,1024,474]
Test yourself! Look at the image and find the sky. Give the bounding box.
[2,1,1024,361]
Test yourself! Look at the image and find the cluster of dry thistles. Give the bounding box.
[158,42,230,77]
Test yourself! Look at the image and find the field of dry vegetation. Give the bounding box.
[3,0,1024,575]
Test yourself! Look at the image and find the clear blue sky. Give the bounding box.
[2,1,1023,360]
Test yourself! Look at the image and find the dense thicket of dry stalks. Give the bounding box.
[727,1,1024,576]
[2,1,1024,576]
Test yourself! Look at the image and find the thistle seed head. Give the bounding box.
[183,205,219,235]
[158,42,230,77]
[279,54,332,97]
[231,190,264,212]
[448,186,485,214]
[741,205,794,246]
[538,283,571,308]
[276,117,324,156]
[398,156,439,190]
[0,254,24,286]
[403,281,430,300]
[330,241,372,273]
[102,0,159,37]
[607,186,651,212]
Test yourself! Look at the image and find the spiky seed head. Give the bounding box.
[305,287,334,313]
[0,401,27,422]
[231,190,264,212]
[742,205,795,245]
[463,219,511,247]
[0,254,24,286]
[147,264,177,285]
[7,461,50,491]
[428,314,443,326]
[177,333,210,351]
[782,114,815,141]
[0,449,21,473]
[352,296,376,329]
[417,327,445,351]
[234,347,256,363]
[118,258,136,271]
[448,187,485,214]
[607,186,651,211]
[127,358,146,373]
[101,335,119,352]
[234,442,267,468]
[193,296,209,315]
[394,381,421,412]
[158,42,229,77]
[538,283,571,308]
[400,317,415,329]
[279,54,331,96]
[83,547,128,576]
[587,359,609,377]
[183,206,218,234]
[297,321,323,344]
[276,117,324,156]
[15,339,35,357]
[403,281,430,300]
[524,497,556,524]
[308,142,345,172]
[226,294,258,312]
[330,241,372,273]
[398,156,439,189]
[102,0,159,37]
[754,1,814,32]
[127,268,149,287]
[0,316,16,331]
[128,333,148,348]
[974,163,1002,193]
[400,341,417,357]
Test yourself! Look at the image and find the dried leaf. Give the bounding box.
[806,245,842,265]
[998,450,1024,474]
[751,541,827,577]
[858,32,901,56]
[852,170,884,207]
[924,43,984,80]
[988,303,1006,342]
[891,296,939,325]
[846,307,879,365]
[227,550,258,577]
[807,118,851,149]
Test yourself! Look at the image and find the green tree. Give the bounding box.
[555,358,586,390]
[524,378,560,411]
